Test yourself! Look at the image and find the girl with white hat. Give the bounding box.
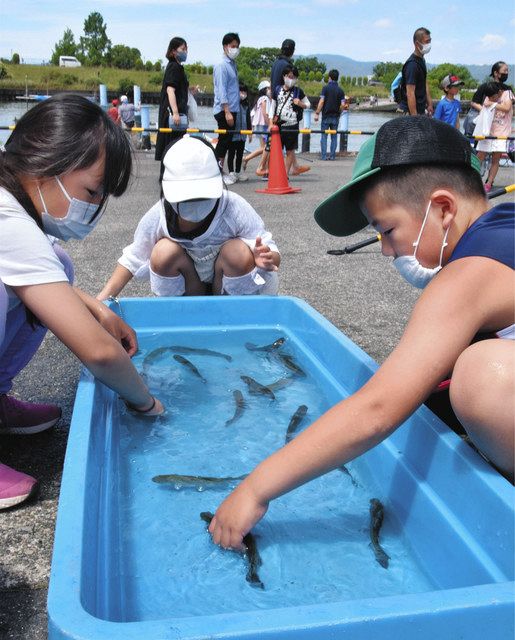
[97,135,280,299]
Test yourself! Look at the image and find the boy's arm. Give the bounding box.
[97,264,134,301]
[314,97,324,121]
[426,81,433,115]
[209,257,502,550]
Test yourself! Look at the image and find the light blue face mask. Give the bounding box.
[393,201,450,289]
[38,177,103,241]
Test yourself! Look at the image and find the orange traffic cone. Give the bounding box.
[256,125,301,195]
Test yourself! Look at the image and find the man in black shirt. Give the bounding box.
[398,27,433,116]
[314,69,346,160]
[271,39,295,99]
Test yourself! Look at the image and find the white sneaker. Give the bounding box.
[223,172,237,185]
[235,172,248,182]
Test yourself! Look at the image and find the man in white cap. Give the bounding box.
[97,136,280,299]
[118,94,135,130]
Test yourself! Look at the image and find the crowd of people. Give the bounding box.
[0,27,513,597]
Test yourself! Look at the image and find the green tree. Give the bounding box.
[11,52,20,65]
[295,56,326,75]
[237,47,280,73]
[372,61,402,89]
[0,64,10,79]
[110,44,141,69]
[237,63,258,91]
[145,60,153,72]
[79,11,111,66]
[51,28,78,65]
[154,60,162,72]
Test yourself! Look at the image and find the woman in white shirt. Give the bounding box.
[0,94,163,509]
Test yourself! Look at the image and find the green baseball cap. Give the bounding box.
[314,116,481,237]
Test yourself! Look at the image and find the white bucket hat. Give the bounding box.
[161,135,223,203]
[258,80,270,91]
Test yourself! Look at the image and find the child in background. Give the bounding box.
[271,65,311,176]
[208,117,514,550]
[226,83,252,183]
[107,98,121,125]
[434,74,464,129]
[244,80,272,177]
[97,135,280,300]
[475,81,514,192]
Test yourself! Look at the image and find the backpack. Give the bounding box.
[392,57,425,105]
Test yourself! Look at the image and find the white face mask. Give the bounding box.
[392,201,450,289]
[284,77,295,88]
[418,42,431,55]
[38,177,102,241]
[226,47,239,60]
[172,198,217,222]
[240,92,247,100]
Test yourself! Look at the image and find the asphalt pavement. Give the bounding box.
[0,147,513,639]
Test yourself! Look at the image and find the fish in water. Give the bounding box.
[285,405,308,443]
[170,346,232,361]
[266,376,295,392]
[274,352,306,377]
[225,390,247,426]
[369,498,390,569]
[152,473,247,489]
[200,511,264,589]
[142,346,175,370]
[245,337,286,352]
[338,465,359,487]
[173,354,207,382]
[240,375,275,400]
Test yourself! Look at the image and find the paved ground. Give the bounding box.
[0,148,513,639]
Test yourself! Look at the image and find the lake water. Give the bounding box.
[0,100,392,152]
[106,328,435,621]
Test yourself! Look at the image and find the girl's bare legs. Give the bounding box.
[150,239,206,295]
[486,152,502,187]
[285,150,295,174]
[212,239,255,294]
[450,339,515,480]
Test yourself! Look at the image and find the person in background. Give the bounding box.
[207,116,514,550]
[107,98,121,124]
[271,39,296,100]
[474,76,514,193]
[397,27,433,116]
[434,74,464,129]
[0,95,164,509]
[314,69,346,160]
[155,36,190,180]
[271,65,311,176]
[118,94,135,131]
[213,32,241,186]
[244,80,272,177]
[97,136,280,300]
[227,83,252,183]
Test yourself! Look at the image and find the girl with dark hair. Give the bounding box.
[0,94,163,509]
[155,36,190,177]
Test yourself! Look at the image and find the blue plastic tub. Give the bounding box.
[48,296,514,640]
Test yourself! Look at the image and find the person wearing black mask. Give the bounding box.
[464,61,513,139]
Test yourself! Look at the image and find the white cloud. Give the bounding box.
[479,34,506,51]
[382,49,403,58]
[373,18,393,29]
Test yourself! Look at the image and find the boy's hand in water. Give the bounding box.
[208,482,269,551]
[253,236,278,271]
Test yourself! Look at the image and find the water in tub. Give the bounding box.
[110,328,434,621]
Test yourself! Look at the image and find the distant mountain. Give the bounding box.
[304,54,513,84]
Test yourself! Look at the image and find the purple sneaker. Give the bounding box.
[0,394,61,435]
[0,463,38,509]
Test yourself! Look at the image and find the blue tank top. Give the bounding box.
[448,203,514,269]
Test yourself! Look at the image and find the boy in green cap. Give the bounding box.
[208,117,514,551]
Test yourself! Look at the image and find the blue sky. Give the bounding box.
[1,0,514,67]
